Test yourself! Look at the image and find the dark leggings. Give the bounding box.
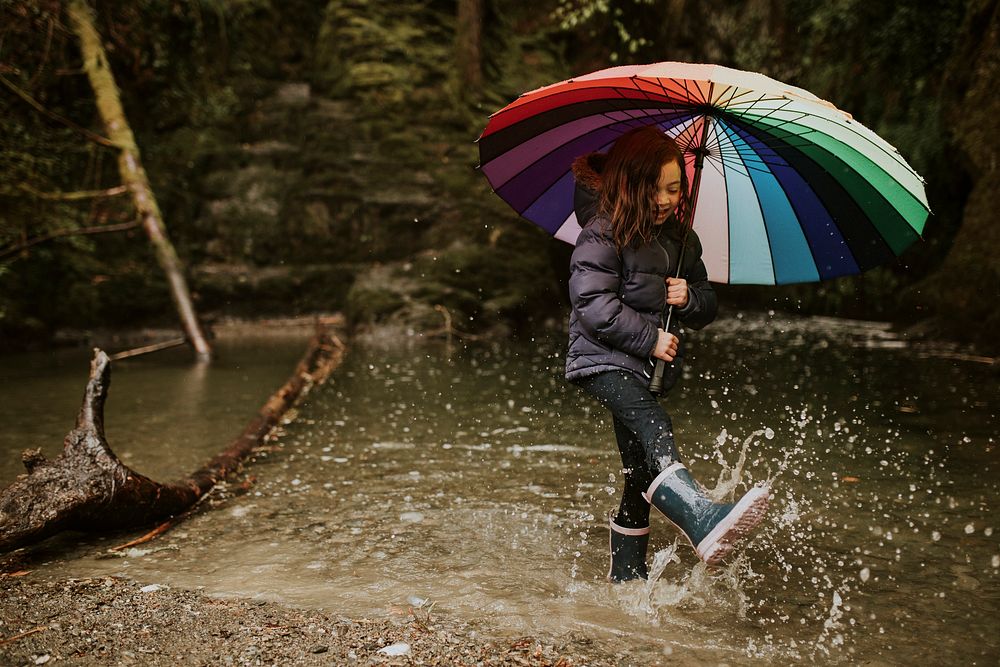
[574,370,680,530]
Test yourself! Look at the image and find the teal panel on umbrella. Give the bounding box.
[718,123,775,284]
[743,151,820,284]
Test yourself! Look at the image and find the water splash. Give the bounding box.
[706,428,765,502]
[812,585,849,657]
[641,543,682,614]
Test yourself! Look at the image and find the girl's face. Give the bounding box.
[654,160,682,224]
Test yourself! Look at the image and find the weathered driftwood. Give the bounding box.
[0,330,345,554]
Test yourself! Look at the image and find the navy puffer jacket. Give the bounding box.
[565,153,717,390]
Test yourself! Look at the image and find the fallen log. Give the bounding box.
[0,330,345,554]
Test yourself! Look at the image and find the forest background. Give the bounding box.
[1,0,997,351]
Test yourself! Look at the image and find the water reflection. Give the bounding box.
[0,337,309,485]
[4,314,998,664]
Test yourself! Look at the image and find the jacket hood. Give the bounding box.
[571,152,606,194]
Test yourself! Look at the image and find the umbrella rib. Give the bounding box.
[594,80,695,136]
[649,75,703,109]
[692,78,709,106]
[757,112,925,185]
[619,78,679,128]
[674,120,701,154]
[733,95,800,129]
[482,88,715,172]
[644,75,675,102]
[674,108,827,175]
[702,116,728,180]
[484,81,689,127]
[713,120,831,175]
[679,77,703,108]
[632,81,714,152]
[716,86,762,110]
[729,96,844,144]
[712,83,741,110]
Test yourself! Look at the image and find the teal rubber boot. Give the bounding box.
[643,462,769,565]
[608,519,650,582]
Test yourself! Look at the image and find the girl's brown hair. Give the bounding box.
[598,125,687,250]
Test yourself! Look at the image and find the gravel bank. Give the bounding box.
[0,576,623,666]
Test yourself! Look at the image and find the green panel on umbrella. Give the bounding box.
[741,114,929,232]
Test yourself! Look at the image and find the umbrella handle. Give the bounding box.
[648,354,669,396]
[648,304,675,396]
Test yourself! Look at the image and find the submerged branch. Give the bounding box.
[108,337,187,361]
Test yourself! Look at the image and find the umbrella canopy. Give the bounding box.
[478,62,930,285]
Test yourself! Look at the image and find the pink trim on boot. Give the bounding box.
[641,462,686,503]
[609,520,650,536]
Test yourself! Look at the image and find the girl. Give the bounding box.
[566,125,769,582]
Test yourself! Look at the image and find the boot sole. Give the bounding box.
[696,485,770,565]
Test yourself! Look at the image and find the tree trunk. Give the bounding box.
[456,0,483,93]
[915,0,1000,344]
[0,330,345,554]
[66,0,212,361]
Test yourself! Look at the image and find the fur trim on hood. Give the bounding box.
[571,152,606,193]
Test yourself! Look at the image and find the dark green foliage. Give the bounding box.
[1,0,995,349]
[193,262,357,318]
[344,283,408,325]
[1,0,330,343]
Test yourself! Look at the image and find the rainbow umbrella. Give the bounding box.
[478,62,930,285]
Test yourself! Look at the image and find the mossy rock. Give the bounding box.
[192,263,357,317]
[345,285,407,324]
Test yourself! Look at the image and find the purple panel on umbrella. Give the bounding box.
[521,171,576,234]
[482,110,642,189]
[495,127,627,212]
[729,123,858,280]
[496,111,697,214]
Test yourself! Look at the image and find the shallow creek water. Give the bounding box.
[2,316,998,665]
